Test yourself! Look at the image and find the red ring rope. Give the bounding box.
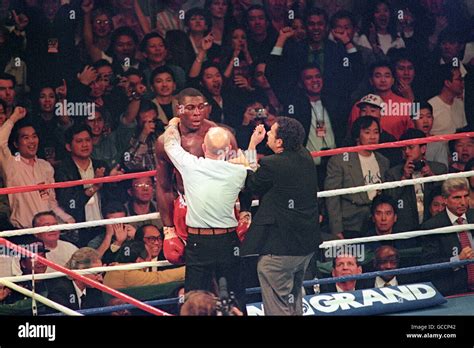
[0,238,172,316]
[0,132,472,196]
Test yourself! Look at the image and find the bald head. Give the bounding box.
[203,127,231,158]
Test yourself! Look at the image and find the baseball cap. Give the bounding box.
[357,94,384,109]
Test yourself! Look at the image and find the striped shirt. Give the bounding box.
[156,8,185,38]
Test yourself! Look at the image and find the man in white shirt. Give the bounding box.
[428,66,467,135]
[163,116,253,309]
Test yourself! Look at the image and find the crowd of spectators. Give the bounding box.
[0,0,474,313]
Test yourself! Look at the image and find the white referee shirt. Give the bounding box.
[164,127,248,228]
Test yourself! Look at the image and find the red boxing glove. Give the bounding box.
[163,226,185,264]
[236,211,251,242]
[173,196,189,241]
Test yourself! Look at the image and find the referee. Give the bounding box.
[163,117,250,308]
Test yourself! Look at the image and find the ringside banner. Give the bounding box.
[247,283,446,316]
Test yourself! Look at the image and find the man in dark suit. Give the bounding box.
[385,129,447,234]
[421,178,474,296]
[241,117,320,315]
[371,245,417,288]
[47,247,105,311]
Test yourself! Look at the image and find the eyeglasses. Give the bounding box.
[181,102,209,112]
[133,183,152,189]
[144,236,162,243]
[95,19,110,25]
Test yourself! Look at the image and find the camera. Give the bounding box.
[255,108,267,119]
[413,160,425,171]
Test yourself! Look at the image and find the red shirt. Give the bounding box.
[348,92,414,140]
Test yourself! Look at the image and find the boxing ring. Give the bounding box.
[1,132,474,316]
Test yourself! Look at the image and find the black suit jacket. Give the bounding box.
[421,209,474,296]
[241,147,320,256]
[47,277,104,311]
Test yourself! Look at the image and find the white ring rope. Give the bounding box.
[0,260,174,283]
[320,223,474,249]
[0,278,83,316]
[317,170,474,198]
[0,213,160,238]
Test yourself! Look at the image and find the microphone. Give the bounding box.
[217,277,231,316]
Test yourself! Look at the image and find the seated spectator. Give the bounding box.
[31,211,78,272]
[425,186,446,220]
[448,137,474,173]
[139,33,186,94]
[421,178,474,296]
[123,100,163,171]
[149,66,179,125]
[413,101,449,167]
[55,123,123,245]
[325,116,389,239]
[85,108,136,168]
[428,65,467,135]
[0,107,74,228]
[365,194,401,250]
[103,240,185,289]
[88,202,136,265]
[320,254,365,293]
[354,93,402,167]
[124,177,162,230]
[47,247,105,310]
[134,224,165,265]
[385,129,447,233]
[371,245,415,288]
[348,61,414,140]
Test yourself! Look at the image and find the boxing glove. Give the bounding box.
[236,211,251,242]
[163,226,185,264]
[173,195,189,241]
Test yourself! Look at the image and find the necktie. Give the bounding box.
[456,217,474,289]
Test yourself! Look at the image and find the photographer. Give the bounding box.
[384,129,447,233]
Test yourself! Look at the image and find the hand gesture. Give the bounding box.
[55,79,67,100]
[278,26,295,41]
[331,28,351,45]
[124,224,136,239]
[201,33,214,52]
[77,65,97,86]
[402,160,414,179]
[81,0,94,14]
[234,75,250,90]
[420,163,434,177]
[11,106,27,123]
[459,246,474,260]
[242,106,257,126]
[12,10,29,31]
[250,124,266,146]
[113,223,127,243]
[109,164,124,176]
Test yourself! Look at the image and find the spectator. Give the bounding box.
[149,66,179,125]
[0,99,8,128]
[320,254,365,293]
[413,101,449,167]
[47,247,105,310]
[448,137,474,173]
[104,26,140,75]
[103,240,185,289]
[357,0,405,56]
[385,129,447,233]
[348,61,414,140]
[263,0,287,32]
[428,65,467,135]
[110,0,151,42]
[243,5,278,63]
[250,60,282,114]
[123,100,162,172]
[425,186,446,219]
[30,211,78,272]
[388,49,419,102]
[85,108,136,168]
[421,178,474,296]
[55,123,123,245]
[124,176,161,230]
[134,224,164,264]
[88,202,136,265]
[205,0,235,47]
[0,72,17,117]
[0,107,74,228]
[372,245,414,288]
[354,93,402,167]
[325,116,389,239]
[289,16,306,43]
[80,4,114,63]
[0,24,28,96]
[155,0,186,38]
[138,33,186,93]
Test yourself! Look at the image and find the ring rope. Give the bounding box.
[0,238,172,316]
[0,132,472,196]
[0,260,173,283]
[0,278,83,316]
[320,224,474,249]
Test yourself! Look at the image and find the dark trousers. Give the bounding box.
[184,231,245,309]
